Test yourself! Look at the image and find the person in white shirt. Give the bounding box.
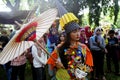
[31,37,47,80]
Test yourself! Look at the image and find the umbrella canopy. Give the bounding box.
[0,9,57,64]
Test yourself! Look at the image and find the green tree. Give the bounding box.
[1,0,120,26]
[58,0,119,27]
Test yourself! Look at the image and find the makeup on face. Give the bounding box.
[70,29,80,41]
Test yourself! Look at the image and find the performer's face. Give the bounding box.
[70,29,80,41]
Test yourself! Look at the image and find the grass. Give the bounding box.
[0,60,120,80]
[103,59,120,80]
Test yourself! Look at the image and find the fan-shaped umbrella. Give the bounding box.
[0,9,57,64]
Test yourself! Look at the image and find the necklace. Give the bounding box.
[63,43,91,78]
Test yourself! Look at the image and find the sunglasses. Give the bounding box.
[97,29,103,32]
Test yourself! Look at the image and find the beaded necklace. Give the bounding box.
[64,42,90,79]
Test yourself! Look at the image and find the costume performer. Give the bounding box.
[47,0,93,80]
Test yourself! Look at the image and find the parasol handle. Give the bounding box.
[34,39,56,61]
[14,21,22,27]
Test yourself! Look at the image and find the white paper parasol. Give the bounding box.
[0,9,57,64]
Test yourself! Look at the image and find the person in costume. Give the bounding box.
[47,1,93,79]
[47,22,93,80]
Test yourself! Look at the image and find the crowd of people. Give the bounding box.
[0,0,120,80]
[0,23,120,80]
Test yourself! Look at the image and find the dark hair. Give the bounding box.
[101,29,103,31]
[57,32,66,44]
[115,32,118,35]
[108,30,115,34]
[58,33,71,68]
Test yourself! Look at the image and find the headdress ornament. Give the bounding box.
[55,0,80,33]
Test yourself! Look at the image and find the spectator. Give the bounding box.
[84,26,93,39]
[25,47,36,80]
[10,52,27,80]
[47,27,59,53]
[89,27,106,80]
[79,28,88,46]
[0,30,9,49]
[57,32,66,45]
[106,30,120,76]
[0,30,11,80]
[46,27,59,80]
[31,37,47,80]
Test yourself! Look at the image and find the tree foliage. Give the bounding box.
[3,0,20,11]
[58,0,119,27]
[2,0,120,26]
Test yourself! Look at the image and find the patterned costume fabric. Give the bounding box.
[47,42,93,79]
[64,43,91,79]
